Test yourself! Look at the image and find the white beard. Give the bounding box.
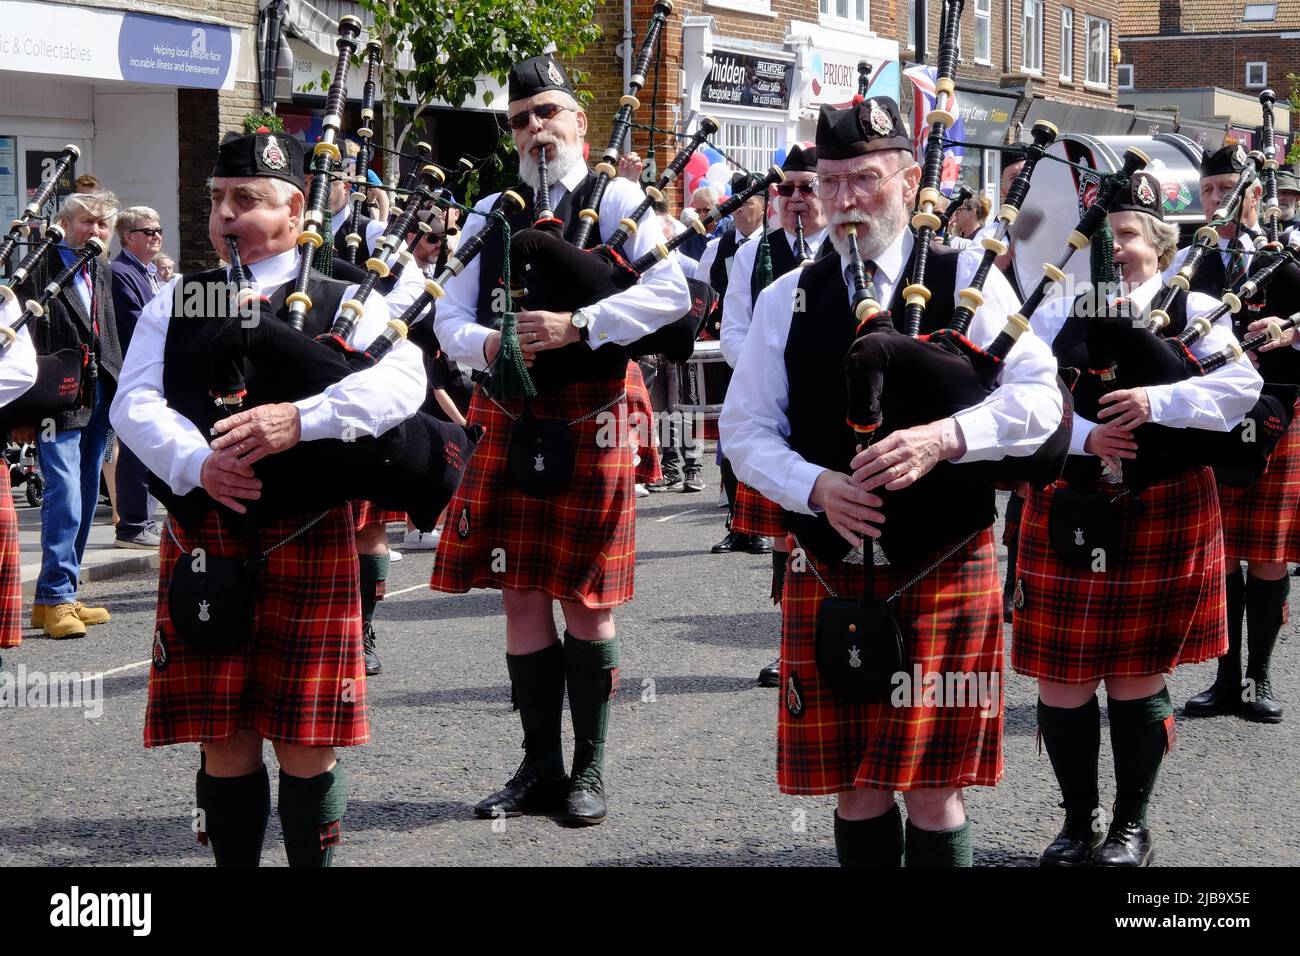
[826,204,907,263]
[518,137,585,194]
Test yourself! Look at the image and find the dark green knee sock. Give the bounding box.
[1108,689,1173,827]
[1219,566,1247,684]
[506,642,566,778]
[905,819,973,867]
[358,554,389,626]
[563,632,620,789]
[278,764,349,867]
[1037,696,1101,826]
[195,765,270,867]
[1245,574,1289,687]
[834,804,903,867]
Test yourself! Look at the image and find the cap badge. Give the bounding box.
[546,59,565,88]
[1234,145,1247,169]
[868,99,893,136]
[1136,177,1157,208]
[261,137,287,171]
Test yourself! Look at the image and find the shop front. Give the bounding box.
[0,0,244,259]
[785,19,900,145]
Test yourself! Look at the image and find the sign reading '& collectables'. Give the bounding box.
[701,52,793,111]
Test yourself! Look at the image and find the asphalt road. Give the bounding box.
[1,458,1297,867]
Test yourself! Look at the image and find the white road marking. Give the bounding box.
[386,583,430,598]
[655,509,697,523]
[80,659,151,683]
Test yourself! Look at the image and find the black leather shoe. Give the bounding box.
[474,763,570,819]
[712,531,744,554]
[1039,816,1104,867]
[1091,820,1154,867]
[562,777,607,826]
[757,659,781,687]
[745,535,773,554]
[1184,678,1243,717]
[363,623,382,677]
[1242,677,1284,723]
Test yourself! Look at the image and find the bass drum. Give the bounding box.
[1012,133,1208,301]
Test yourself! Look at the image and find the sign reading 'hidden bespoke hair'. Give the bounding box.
[701,51,793,112]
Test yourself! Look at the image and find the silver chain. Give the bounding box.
[166,510,331,561]
[488,390,627,426]
[795,530,982,605]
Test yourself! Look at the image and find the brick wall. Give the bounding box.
[1121,34,1300,102]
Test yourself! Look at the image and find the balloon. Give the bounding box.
[700,145,725,165]
[705,161,731,187]
[685,152,710,177]
[773,146,788,168]
[684,173,703,197]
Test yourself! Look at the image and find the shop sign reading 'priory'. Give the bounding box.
[701,51,793,112]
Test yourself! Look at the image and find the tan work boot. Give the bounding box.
[44,603,88,640]
[31,601,111,628]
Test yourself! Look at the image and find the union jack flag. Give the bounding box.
[903,65,965,193]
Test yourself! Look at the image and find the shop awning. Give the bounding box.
[1024,98,1137,137]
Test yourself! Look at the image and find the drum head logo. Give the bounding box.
[867,99,893,136]
[546,59,565,88]
[1136,177,1157,209]
[1163,179,1192,213]
[1079,177,1100,212]
[261,137,288,171]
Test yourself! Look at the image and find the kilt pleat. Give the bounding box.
[144,506,368,748]
[352,499,406,531]
[778,528,1004,795]
[626,361,661,485]
[1218,404,1300,564]
[430,379,636,609]
[1011,466,1227,683]
[0,467,21,649]
[733,482,785,538]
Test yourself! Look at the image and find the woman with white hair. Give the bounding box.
[1013,171,1261,867]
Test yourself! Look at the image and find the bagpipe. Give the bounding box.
[344,38,384,265]
[0,144,78,275]
[0,236,104,428]
[1260,89,1284,248]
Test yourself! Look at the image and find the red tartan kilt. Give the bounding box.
[144,506,369,748]
[1011,466,1228,683]
[0,467,21,649]
[778,529,1004,795]
[352,499,405,530]
[733,482,785,537]
[626,361,661,485]
[1218,406,1300,564]
[430,379,636,609]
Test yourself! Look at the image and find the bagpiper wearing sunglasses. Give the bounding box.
[717,145,828,686]
[430,55,689,826]
[721,98,1061,867]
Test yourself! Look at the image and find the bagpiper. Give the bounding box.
[0,298,38,661]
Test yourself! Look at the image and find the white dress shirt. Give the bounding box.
[111,246,426,497]
[719,229,1063,516]
[720,226,829,368]
[0,298,38,408]
[1033,275,1262,456]
[695,224,761,287]
[434,161,689,372]
[332,206,388,255]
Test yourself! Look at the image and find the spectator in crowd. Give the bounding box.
[675,185,719,262]
[73,174,101,194]
[109,205,166,548]
[154,254,176,283]
[948,193,991,240]
[13,191,124,639]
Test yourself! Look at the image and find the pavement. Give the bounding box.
[1,455,1298,867]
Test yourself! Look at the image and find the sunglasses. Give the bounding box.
[507,103,577,131]
[423,231,446,243]
[130,228,163,237]
[776,181,817,198]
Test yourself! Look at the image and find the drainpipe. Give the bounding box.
[623,0,634,154]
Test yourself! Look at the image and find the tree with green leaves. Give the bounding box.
[359,0,603,196]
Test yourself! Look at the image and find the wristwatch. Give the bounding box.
[570,308,592,340]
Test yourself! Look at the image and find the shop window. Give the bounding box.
[821,0,869,29]
[715,121,781,184]
[1022,0,1043,75]
[708,0,774,17]
[975,0,991,64]
[1246,62,1268,88]
[1059,8,1073,82]
[1117,64,1133,90]
[1085,16,1110,88]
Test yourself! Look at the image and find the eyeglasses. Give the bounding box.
[130,228,163,238]
[423,231,446,243]
[816,165,907,200]
[776,181,817,198]
[507,103,577,131]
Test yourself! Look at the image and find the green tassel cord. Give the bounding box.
[755,191,774,292]
[485,211,538,400]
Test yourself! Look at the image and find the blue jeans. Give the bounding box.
[35,380,113,605]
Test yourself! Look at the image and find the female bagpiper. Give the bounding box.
[0,297,38,657]
[1013,172,1262,866]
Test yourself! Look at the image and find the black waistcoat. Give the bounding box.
[473,172,628,392]
[152,267,350,527]
[706,228,742,336]
[749,228,798,304]
[783,239,995,568]
[333,212,375,262]
[1053,286,1190,371]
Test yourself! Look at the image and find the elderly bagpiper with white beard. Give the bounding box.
[111,131,425,866]
[722,98,1061,867]
[431,54,689,826]
[1014,172,1261,867]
